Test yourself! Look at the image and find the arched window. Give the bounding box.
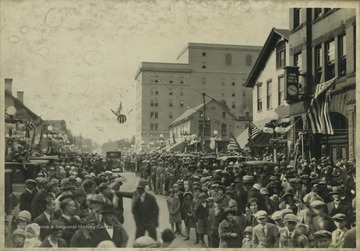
[329,112,348,135]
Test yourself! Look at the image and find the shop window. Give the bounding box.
[315,45,323,84]
[266,80,272,109]
[325,39,335,81]
[338,34,347,77]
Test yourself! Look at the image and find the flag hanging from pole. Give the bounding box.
[228,133,243,152]
[25,116,42,131]
[248,121,260,145]
[306,77,336,134]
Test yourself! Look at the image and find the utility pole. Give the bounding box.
[202,93,206,152]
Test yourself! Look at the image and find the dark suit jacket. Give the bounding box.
[57,215,82,245]
[39,236,67,247]
[33,213,52,241]
[31,190,51,219]
[95,223,129,247]
[19,189,36,212]
[132,192,159,228]
[327,200,353,223]
[70,228,101,247]
[252,222,279,248]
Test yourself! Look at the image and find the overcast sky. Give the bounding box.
[1,0,294,145]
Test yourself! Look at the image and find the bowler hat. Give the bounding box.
[59,193,76,202]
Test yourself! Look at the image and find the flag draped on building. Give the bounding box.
[307,77,336,134]
[248,121,260,145]
[228,133,243,152]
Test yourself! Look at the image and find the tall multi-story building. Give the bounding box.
[287,8,356,161]
[134,43,262,152]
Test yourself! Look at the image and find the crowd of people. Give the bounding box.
[138,151,356,248]
[4,150,357,248]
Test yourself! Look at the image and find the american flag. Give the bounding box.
[307,77,336,134]
[248,121,260,144]
[25,116,42,131]
[227,133,243,152]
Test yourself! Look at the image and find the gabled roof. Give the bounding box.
[5,90,41,120]
[169,99,238,127]
[244,28,289,88]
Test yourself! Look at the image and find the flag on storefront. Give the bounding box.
[26,116,42,131]
[248,121,260,144]
[307,77,336,134]
[228,133,243,152]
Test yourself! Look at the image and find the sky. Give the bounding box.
[0,0,295,145]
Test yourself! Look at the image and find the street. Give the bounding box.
[120,172,195,248]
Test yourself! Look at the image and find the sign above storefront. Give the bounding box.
[284,66,299,101]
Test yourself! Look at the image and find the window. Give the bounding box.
[232,82,235,86]
[202,52,207,57]
[266,80,272,109]
[155,79,158,83]
[276,41,286,69]
[338,34,346,77]
[221,81,225,86]
[180,100,184,107]
[150,112,158,118]
[150,112,154,118]
[154,99,158,107]
[232,101,236,109]
[221,124,227,136]
[150,123,154,130]
[225,53,232,65]
[232,90,235,97]
[198,121,211,136]
[199,111,204,117]
[169,112,173,119]
[154,112,158,118]
[169,100,173,107]
[180,80,184,84]
[180,90,184,96]
[155,89,159,95]
[325,39,335,81]
[278,77,284,106]
[314,8,322,19]
[294,52,302,73]
[202,63,206,69]
[222,112,226,119]
[257,83,262,111]
[169,89,173,95]
[242,91,246,97]
[169,80,173,84]
[150,100,154,106]
[315,45,323,84]
[150,123,158,130]
[293,8,301,29]
[202,78,206,85]
[246,55,252,66]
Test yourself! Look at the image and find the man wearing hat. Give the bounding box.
[155,161,165,195]
[326,186,353,225]
[19,179,37,212]
[330,213,348,247]
[94,205,129,247]
[39,220,67,247]
[57,198,82,245]
[73,188,87,217]
[130,179,159,240]
[236,175,254,212]
[314,230,332,248]
[251,210,279,248]
[310,200,336,233]
[279,214,309,248]
[31,177,52,219]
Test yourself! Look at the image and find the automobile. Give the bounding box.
[217,155,247,167]
[106,151,123,172]
[242,160,278,175]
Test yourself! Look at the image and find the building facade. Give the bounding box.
[288,8,356,162]
[135,43,262,152]
[244,28,291,155]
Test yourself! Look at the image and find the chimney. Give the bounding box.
[17,91,24,103]
[5,78,13,93]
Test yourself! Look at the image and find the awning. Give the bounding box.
[246,132,273,147]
